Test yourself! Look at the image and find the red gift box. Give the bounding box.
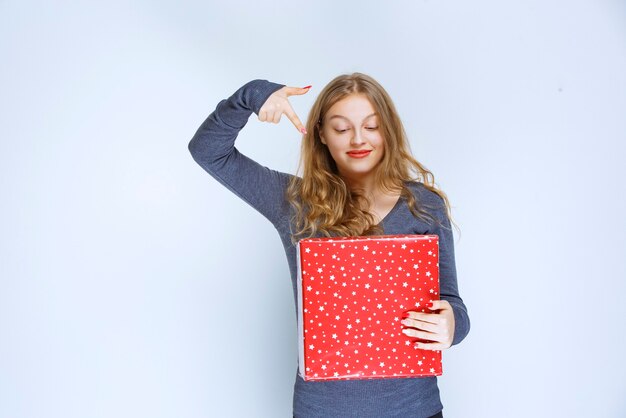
[296,234,442,381]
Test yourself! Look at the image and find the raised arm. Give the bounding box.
[188,79,301,227]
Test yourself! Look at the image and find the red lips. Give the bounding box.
[347,150,372,158]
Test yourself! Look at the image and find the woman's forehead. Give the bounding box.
[325,94,378,122]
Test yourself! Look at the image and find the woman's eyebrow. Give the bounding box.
[328,113,378,122]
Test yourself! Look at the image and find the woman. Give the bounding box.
[188,73,470,418]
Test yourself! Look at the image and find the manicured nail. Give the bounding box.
[302,85,312,89]
[401,312,411,318]
[427,301,434,308]
[300,127,307,134]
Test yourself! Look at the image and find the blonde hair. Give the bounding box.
[286,72,456,245]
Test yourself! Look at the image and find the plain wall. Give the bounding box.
[1,1,625,417]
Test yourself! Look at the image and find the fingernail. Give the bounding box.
[427,301,434,308]
[302,85,312,89]
[300,127,307,134]
[401,312,411,319]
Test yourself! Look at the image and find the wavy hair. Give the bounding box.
[286,72,456,245]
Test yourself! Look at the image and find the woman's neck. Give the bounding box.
[341,174,402,225]
[341,173,395,204]
[342,175,375,197]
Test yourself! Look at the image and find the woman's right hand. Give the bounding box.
[258,85,312,134]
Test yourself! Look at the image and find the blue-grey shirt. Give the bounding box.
[188,79,470,418]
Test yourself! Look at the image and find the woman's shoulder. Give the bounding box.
[403,180,445,207]
[402,180,450,226]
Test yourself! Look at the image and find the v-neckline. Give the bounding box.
[375,192,404,227]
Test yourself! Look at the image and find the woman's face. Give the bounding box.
[319,94,384,183]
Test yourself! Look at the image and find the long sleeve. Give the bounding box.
[429,194,471,347]
[188,79,295,228]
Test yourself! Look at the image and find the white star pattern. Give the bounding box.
[298,234,441,381]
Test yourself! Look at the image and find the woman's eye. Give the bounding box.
[334,126,377,133]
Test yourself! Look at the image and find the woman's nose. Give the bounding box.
[350,130,365,145]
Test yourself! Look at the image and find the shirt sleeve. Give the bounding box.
[187,79,295,228]
[429,194,471,347]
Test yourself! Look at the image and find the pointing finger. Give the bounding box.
[284,104,307,134]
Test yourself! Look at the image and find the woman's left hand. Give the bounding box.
[400,300,455,350]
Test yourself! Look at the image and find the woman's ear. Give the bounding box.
[317,120,326,145]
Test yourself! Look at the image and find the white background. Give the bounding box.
[1,1,625,417]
